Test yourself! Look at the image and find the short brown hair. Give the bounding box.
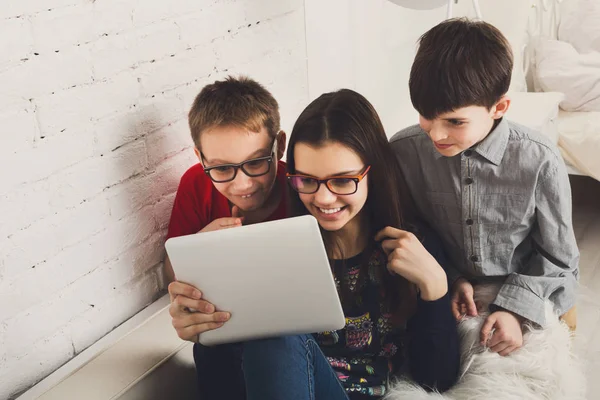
[409,18,513,119]
[188,76,280,148]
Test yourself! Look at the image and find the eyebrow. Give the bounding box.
[294,168,363,177]
[204,148,270,165]
[442,117,468,121]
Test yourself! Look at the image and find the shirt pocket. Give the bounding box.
[425,191,462,225]
[479,193,527,226]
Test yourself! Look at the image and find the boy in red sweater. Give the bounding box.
[166,76,288,400]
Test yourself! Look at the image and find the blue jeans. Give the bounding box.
[242,334,350,400]
[194,335,350,400]
[193,342,246,400]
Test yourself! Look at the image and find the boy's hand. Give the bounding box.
[199,206,244,233]
[168,281,230,342]
[480,311,524,356]
[375,227,448,301]
[451,277,477,320]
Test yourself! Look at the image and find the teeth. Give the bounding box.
[319,207,341,214]
[241,194,253,199]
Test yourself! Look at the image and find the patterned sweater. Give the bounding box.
[315,231,460,399]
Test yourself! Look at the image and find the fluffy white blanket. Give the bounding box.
[385,284,586,400]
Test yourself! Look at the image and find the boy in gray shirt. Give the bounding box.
[390,19,579,356]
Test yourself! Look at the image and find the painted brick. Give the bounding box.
[0,107,37,158]
[145,119,192,166]
[31,4,96,52]
[0,131,95,193]
[91,0,135,36]
[137,43,215,97]
[90,33,140,80]
[2,196,110,280]
[132,0,200,28]
[0,47,94,101]
[0,0,78,19]
[105,155,184,221]
[0,327,74,400]
[175,2,246,49]
[70,264,162,353]
[101,204,159,258]
[134,20,186,65]
[214,12,304,70]
[0,221,163,324]
[0,94,30,113]
[153,192,177,231]
[243,0,302,23]
[52,140,148,208]
[94,91,185,154]
[4,293,87,361]
[0,18,33,68]
[0,180,52,240]
[3,222,161,359]
[35,72,140,138]
[0,139,148,239]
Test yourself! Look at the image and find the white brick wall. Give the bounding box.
[0,0,308,398]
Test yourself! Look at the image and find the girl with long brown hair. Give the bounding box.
[239,89,459,399]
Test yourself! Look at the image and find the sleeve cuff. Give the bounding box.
[491,283,547,327]
[445,267,462,287]
[414,293,454,328]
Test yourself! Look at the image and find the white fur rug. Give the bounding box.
[385,284,586,400]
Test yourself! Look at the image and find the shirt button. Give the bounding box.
[466,218,474,225]
[465,177,473,185]
[463,150,473,157]
[470,255,479,262]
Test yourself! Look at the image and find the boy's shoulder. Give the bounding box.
[389,124,430,156]
[179,162,212,189]
[389,124,426,144]
[505,119,561,159]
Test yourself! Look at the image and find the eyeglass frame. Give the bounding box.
[201,137,278,183]
[286,165,371,195]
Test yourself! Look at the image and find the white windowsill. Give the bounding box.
[17,293,189,400]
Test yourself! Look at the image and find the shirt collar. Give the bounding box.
[473,118,509,165]
[427,118,509,165]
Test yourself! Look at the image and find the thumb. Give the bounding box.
[231,205,243,219]
[480,315,496,345]
[466,294,478,317]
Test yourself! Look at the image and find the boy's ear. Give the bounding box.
[491,95,511,119]
[276,131,287,160]
[193,147,203,164]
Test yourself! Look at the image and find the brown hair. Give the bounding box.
[188,76,280,149]
[409,18,513,119]
[286,89,417,323]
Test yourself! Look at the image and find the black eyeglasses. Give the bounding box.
[287,166,371,195]
[202,138,277,183]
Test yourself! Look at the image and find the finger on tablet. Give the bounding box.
[168,281,202,300]
[174,296,215,313]
[219,217,243,227]
[177,322,225,341]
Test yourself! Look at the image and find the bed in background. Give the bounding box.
[522,0,600,181]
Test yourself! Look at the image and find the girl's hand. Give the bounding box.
[375,227,448,301]
[168,281,230,343]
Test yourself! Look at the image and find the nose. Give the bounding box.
[420,117,447,141]
[232,169,253,191]
[428,126,448,142]
[313,182,337,205]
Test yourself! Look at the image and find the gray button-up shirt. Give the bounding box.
[390,118,579,327]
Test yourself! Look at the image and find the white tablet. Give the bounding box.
[165,215,345,346]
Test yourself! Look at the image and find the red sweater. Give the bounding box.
[167,161,288,239]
